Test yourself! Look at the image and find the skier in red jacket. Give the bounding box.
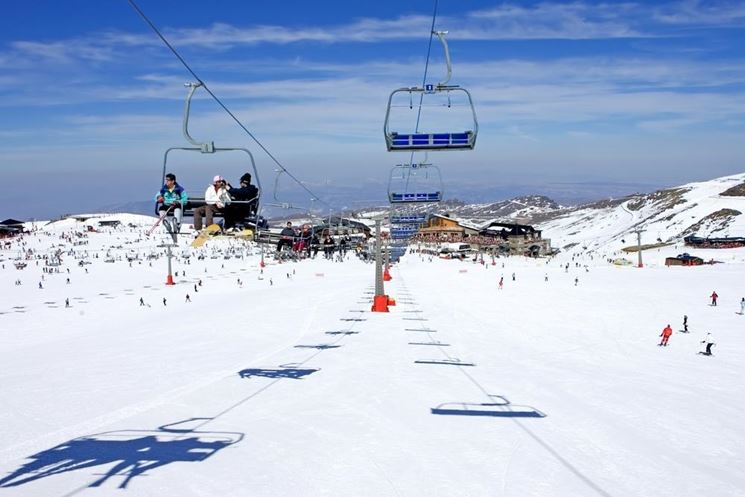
[710,291,718,306]
[659,324,673,346]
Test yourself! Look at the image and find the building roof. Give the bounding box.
[483,221,539,231]
[0,218,24,226]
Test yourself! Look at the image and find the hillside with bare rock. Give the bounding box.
[538,173,745,254]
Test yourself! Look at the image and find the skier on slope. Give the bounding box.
[659,324,673,346]
[700,333,716,356]
[710,291,718,306]
[739,297,745,315]
[683,314,688,332]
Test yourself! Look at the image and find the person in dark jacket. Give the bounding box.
[323,235,336,259]
[277,222,296,252]
[310,232,320,258]
[339,231,351,256]
[224,173,259,230]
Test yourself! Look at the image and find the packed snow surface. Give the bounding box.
[1,216,744,496]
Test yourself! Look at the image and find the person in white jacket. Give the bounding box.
[700,332,716,356]
[194,175,231,230]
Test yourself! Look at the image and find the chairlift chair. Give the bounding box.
[390,226,419,239]
[383,31,478,152]
[387,163,444,204]
[391,213,428,224]
[159,82,263,235]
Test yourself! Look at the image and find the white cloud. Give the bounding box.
[653,0,745,26]
[2,1,745,198]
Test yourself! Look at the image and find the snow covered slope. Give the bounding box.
[539,173,745,256]
[1,212,745,496]
[353,195,562,224]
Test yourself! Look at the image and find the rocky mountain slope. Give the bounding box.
[538,173,745,253]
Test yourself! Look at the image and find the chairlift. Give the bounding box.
[391,213,427,224]
[250,169,322,246]
[383,31,478,152]
[264,168,321,222]
[388,163,443,204]
[390,225,419,239]
[159,82,263,234]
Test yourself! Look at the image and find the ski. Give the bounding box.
[146,204,175,236]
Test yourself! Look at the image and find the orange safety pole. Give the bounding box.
[371,219,389,312]
[165,243,175,285]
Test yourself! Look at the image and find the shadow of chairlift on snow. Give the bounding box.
[238,367,319,379]
[432,396,546,418]
[294,344,341,350]
[0,418,243,490]
[415,358,475,366]
[408,341,450,346]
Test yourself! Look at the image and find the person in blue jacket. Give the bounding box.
[155,173,188,232]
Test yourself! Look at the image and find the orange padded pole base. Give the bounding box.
[371,295,389,312]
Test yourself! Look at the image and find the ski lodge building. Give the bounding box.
[0,219,25,238]
[416,214,553,256]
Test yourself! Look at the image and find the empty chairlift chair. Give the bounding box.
[390,213,428,224]
[383,31,478,152]
[387,163,444,205]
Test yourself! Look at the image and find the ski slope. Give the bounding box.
[541,172,745,256]
[1,218,744,496]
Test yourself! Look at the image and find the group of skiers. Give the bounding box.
[657,290,744,356]
[659,323,716,356]
[276,222,353,260]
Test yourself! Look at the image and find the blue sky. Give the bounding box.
[2,0,745,219]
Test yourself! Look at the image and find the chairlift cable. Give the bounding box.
[407,0,439,188]
[127,0,330,210]
[414,0,440,136]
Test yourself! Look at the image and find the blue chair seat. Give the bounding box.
[391,214,427,224]
[391,227,418,237]
[388,131,473,151]
[389,192,442,203]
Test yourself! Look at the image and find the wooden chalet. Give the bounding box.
[417,215,553,256]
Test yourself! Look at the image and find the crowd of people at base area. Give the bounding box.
[410,232,527,248]
[411,232,500,246]
[276,222,357,260]
[155,172,259,234]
